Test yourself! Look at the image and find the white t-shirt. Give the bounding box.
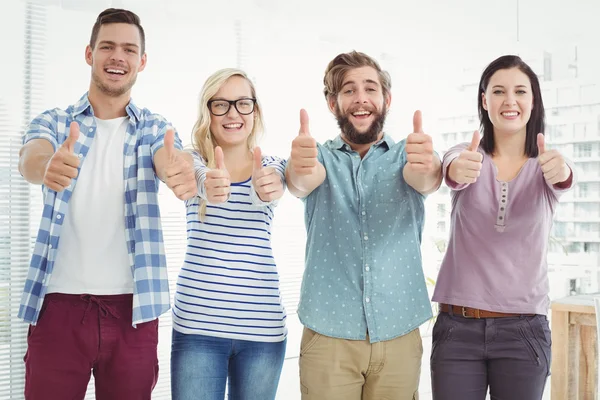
[48,116,133,295]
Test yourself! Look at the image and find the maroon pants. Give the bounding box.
[24,293,159,400]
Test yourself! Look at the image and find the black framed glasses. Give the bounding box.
[208,98,257,116]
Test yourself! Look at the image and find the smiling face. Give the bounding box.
[482,67,533,137]
[86,23,146,97]
[208,75,255,149]
[329,66,391,145]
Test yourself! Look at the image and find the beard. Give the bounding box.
[91,68,137,97]
[335,103,387,145]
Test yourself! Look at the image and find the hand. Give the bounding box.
[537,133,571,185]
[290,109,318,176]
[43,121,80,191]
[163,129,196,200]
[405,110,435,174]
[204,146,231,203]
[448,130,483,184]
[252,147,284,202]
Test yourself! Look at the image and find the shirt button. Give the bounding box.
[366,297,370,303]
[56,215,62,220]
[89,128,93,132]
[78,154,83,158]
[365,266,370,272]
[364,236,369,241]
[49,244,53,249]
[362,211,366,216]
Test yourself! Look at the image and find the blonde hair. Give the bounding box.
[191,68,264,219]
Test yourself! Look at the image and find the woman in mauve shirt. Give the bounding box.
[430,55,575,400]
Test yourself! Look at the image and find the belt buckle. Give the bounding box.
[462,306,480,319]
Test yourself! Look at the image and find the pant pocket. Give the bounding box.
[518,326,541,366]
[300,328,322,356]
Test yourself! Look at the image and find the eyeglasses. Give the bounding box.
[208,98,257,116]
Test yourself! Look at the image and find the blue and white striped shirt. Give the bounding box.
[19,93,182,326]
[172,153,287,342]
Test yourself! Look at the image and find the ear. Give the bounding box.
[85,45,93,67]
[481,92,488,111]
[138,52,147,73]
[327,95,338,115]
[384,92,392,109]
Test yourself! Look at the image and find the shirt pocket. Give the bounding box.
[371,170,401,204]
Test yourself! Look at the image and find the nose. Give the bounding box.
[353,88,369,104]
[110,47,126,63]
[503,93,517,106]
[226,103,241,118]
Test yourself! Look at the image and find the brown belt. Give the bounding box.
[440,304,535,319]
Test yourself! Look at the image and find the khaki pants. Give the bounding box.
[299,327,422,400]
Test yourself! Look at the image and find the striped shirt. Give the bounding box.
[19,93,182,326]
[172,153,287,342]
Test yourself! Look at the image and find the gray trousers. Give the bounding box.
[430,309,551,400]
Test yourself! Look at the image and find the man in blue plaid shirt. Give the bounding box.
[17,8,196,400]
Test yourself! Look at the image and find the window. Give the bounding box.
[437,221,446,234]
[437,204,446,219]
[584,243,600,253]
[557,87,577,104]
[574,143,593,158]
[581,84,599,104]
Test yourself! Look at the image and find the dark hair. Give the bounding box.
[477,55,544,157]
[89,8,145,54]
[323,51,391,101]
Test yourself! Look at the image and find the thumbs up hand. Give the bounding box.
[163,128,196,201]
[537,133,571,185]
[43,121,81,191]
[448,130,483,185]
[205,146,231,204]
[405,110,435,174]
[252,147,284,203]
[290,109,318,176]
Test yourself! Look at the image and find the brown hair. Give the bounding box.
[90,8,146,54]
[478,55,544,157]
[323,51,391,101]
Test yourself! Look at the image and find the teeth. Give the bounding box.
[224,123,242,129]
[106,69,125,74]
[352,111,371,116]
[502,112,518,117]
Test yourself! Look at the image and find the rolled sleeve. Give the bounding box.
[23,110,60,151]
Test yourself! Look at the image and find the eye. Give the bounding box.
[344,89,354,95]
[493,90,504,95]
[516,90,527,94]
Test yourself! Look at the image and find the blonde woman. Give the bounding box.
[170,69,287,400]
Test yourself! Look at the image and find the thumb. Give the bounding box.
[412,110,423,133]
[253,146,262,173]
[164,128,176,161]
[299,109,311,137]
[468,130,480,152]
[64,121,80,152]
[214,146,226,170]
[537,133,546,155]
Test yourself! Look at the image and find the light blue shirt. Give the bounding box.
[297,134,432,343]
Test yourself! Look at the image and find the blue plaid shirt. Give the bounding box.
[18,94,182,326]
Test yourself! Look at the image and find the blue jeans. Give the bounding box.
[171,329,286,400]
